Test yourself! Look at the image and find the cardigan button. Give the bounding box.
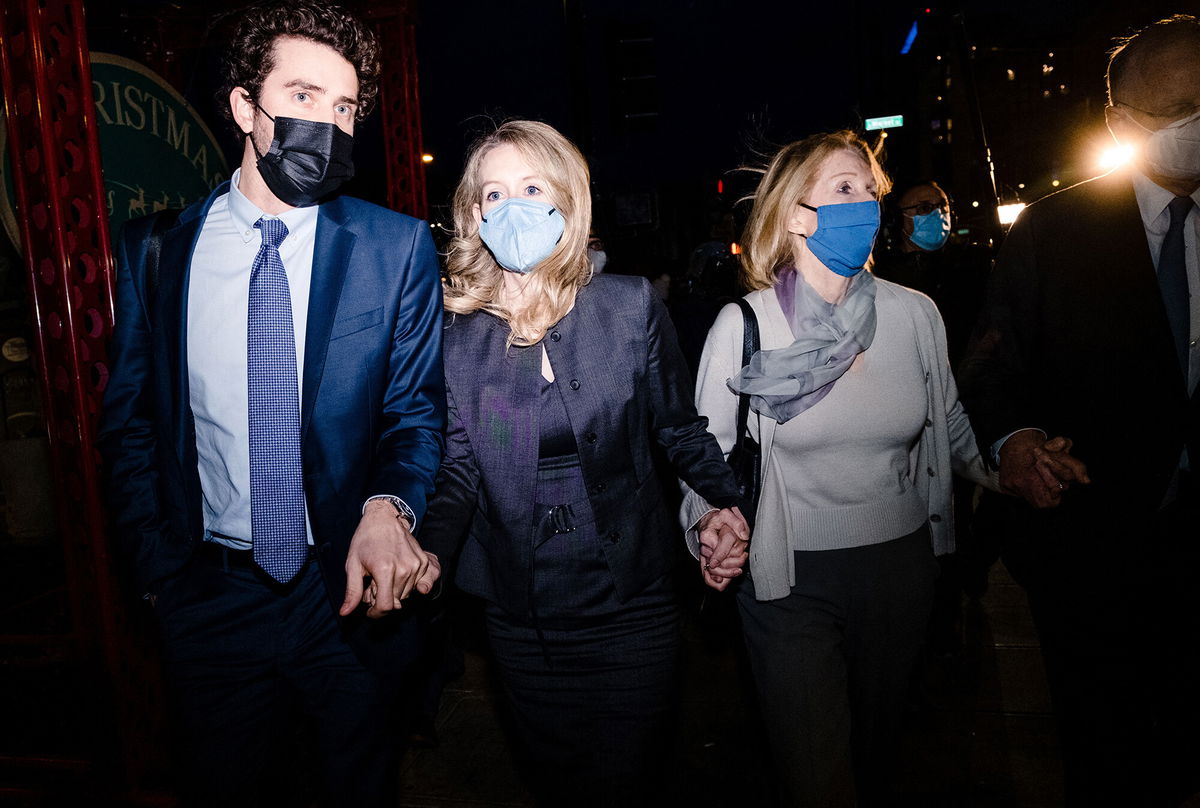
[930,514,943,523]
[551,331,561,342]
[607,530,621,544]
[925,418,932,428]
[593,482,607,493]
[585,432,597,444]
[569,379,581,390]
[927,467,935,477]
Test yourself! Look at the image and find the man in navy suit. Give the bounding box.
[97,3,445,804]
[960,15,1200,807]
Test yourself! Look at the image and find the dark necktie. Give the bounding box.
[1158,195,1194,379]
[248,217,307,583]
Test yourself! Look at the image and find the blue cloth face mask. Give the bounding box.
[799,200,880,277]
[909,209,950,251]
[478,198,565,274]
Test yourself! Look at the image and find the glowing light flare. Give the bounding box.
[730,242,742,255]
[1098,143,1135,170]
[421,153,434,164]
[1051,180,1061,187]
[997,203,1026,225]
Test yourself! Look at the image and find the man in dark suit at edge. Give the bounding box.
[960,15,1200,807]
[97,2,445,804]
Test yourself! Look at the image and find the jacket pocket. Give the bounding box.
[330,307,384,340]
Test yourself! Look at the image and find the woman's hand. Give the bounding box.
[697,506,750,591]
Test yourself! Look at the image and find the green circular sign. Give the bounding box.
[1,52,229,251]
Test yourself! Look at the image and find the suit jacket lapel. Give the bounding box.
[451,314,540,553]
[302,199,356,440]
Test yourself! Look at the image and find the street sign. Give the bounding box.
[865,115,905,131]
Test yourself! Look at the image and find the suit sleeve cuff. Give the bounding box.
[990,428,1046,465]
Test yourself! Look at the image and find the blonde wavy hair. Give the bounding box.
[444,120,593,346]
[739,131,890,291]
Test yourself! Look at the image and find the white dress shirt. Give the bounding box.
[1132,171,1200,395]
[188,168,317,547]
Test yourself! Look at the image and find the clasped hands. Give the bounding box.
[999,429,1091,509]
[696,506,750,591]
[340,499,441,619]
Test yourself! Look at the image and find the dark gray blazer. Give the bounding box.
[420,274,740,619]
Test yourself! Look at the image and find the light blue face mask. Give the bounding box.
[909,209,951,251]
[478,198,565,274]
[800,200,880,277]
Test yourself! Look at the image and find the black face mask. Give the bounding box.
[250,106,355,207]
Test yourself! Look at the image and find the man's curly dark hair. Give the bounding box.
[220,0,381,125]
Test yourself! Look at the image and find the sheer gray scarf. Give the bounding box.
[728,267,877,424]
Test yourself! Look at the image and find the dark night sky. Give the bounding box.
[80,0,1200,259]
[409,0,1194,260]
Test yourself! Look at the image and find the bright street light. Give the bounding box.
[1098,143,1134,170]
[997,203,1027,226]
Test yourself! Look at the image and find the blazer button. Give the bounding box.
[930,514,942,523]
[550,331,561,341]
[924,418,932,428]
[607,530,622,544]
[927,467,935,477]
[585,432,598,444]
[569,379,581,390]
[593,482,607,493]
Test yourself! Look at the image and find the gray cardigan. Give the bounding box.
[682,278,997,602]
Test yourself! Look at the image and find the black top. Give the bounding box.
[539,377,579,461]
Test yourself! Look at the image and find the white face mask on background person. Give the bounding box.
[587,247,608,274]
[1135,108,1200,181]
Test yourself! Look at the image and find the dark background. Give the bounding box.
[80,0,1199,274]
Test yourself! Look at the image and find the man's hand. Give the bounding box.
[340,500,440,619]
[999,430,1090,509]
[697,506,750,591]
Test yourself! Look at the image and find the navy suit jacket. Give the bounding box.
[97,184,446,670]
[960,168,1198,528]
[420,274,740,619]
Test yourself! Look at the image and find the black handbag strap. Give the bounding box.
[731,298,760,449]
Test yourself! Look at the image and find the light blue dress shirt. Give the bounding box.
[188,168,317,548]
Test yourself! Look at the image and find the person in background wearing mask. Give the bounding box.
[685,131,1022,807]
[960,14,1200,807]
[418,120,748,807]
[97,3,446,804]
[587,231,607,273]
[874,180,989,367]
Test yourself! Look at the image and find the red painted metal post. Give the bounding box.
[0,0,161,797]
[368,4,428,219]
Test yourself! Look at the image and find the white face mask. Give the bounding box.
[1135,108,1200,181]
[587,247,608,274]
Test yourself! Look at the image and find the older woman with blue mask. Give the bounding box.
[683,131,1013,806]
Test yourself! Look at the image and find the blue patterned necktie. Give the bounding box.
[1159,195,1194,380]
[248,217,307,583]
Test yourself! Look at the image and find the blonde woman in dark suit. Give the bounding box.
[419,120,748,807]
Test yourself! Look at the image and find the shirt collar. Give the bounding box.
[1132,169,1200,229]
[227,167,320,244]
